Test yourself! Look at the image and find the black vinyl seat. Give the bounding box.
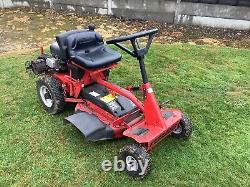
[50,29,87,60]
[50,41,62,58]
[56,29,87,60]
[67,32,121,69]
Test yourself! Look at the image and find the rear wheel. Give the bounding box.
[36,76,66,114]
[119,143,151,180]
[171,114,192,139]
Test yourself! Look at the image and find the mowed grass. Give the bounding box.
[0,44,249,186]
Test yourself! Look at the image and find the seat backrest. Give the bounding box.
[56,29,87,60]
[66,31,104,58]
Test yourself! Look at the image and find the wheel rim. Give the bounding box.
[39,85,53,107]
[173,125,182,134]
[125,155,138,171]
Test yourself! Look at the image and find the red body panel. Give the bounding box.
[123,109,182,150]
[51,62,182,150]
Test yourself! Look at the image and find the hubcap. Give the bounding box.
[173,125,182,134]
[126,155,139,171]
[39,85,53,107]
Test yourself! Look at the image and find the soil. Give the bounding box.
[0,7,249,55]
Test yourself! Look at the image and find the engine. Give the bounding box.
[26,55,65,75]
[46,57,60,70]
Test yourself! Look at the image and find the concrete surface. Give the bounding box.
[1,0,250,30]
[176,15,250,30]
[176,2,250,21]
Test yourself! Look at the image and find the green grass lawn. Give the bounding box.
[0,44,249,186]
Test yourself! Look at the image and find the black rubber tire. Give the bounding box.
[119,143,151,180]
[36,76,66,114]
[171,114,192,139]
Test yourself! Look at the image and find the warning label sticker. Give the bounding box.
[100,94,116,103]
[89,91,100,97]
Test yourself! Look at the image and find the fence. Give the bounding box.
[182,0,250,6]
[1,0,250,30]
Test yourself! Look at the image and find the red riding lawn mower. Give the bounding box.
[26,25,192,179]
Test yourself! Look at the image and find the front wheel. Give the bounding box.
[36,76,66,114]
[119,143,151,180]
[171,114,192,139]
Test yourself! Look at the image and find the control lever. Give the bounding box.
[160,100,170,109]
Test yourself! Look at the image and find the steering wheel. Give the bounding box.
[106,29,158,44]
[106,29,158,58]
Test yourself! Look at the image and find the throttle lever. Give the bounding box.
[160,100,171,109]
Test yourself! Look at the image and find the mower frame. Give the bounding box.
[45,29,183,151]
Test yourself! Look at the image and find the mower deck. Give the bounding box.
[123,109,182,149]
[65,106,182,150]
[65,112,113,141]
